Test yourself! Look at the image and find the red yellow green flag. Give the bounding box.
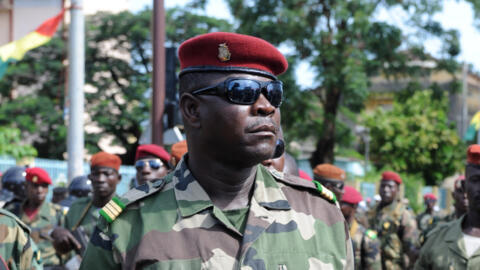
[464,111,480,141]
[0,9,65,79]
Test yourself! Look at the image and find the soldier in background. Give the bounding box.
[0,208,42,269]
[80,32,353,269]
[134,144,171,187]
[0,166,26,208]
[52,187,68,204]
[313,164,346,201]
[341,185,381,270]
[367,171,419,269]
[416,193,440,234]
[443,175,468,223]
[58,175,92,209]
[415,145,480,269]
[5,167,64,266]
[51,152,122,259]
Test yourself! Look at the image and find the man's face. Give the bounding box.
[379,180,398,204]
[135,156,169,186]
[192,73,281,166]
[424,199,436,211]
[323,179,344,201]
[25,181,48,205]
[340,202,356,222]
[466,165,480,213]
[89,166,121,199]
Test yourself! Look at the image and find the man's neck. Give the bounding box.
[92,194,114,208]
[187,154,257,210]
[463,211,480,237]
[24,199,42,210]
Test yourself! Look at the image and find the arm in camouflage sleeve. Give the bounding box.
[79,224,121,270]
[401,210,420,265]
[362,231,382,270]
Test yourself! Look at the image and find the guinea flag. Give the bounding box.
[464,111,480,142]
[0,9,65,79]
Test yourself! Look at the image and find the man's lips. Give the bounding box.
[247,124,277,134]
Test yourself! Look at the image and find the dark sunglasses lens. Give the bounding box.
[227,80,261,105]
[265,82,283,107]
[148,160,162,170]
[135,160,145,170]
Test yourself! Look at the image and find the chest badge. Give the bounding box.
[383,221,390,230]
[218,43,231,62]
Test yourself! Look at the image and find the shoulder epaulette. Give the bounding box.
[100,176,169,223]
[0,208,31,233]
[269,168,337,204]
[365,229,378,240]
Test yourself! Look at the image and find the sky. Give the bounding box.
[125,0,480,89]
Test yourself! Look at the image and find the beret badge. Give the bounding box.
[218,43,231,62]
[33,176,38,183]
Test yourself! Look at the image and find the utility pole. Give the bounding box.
[152,0,165,145]
[67,0,85,182]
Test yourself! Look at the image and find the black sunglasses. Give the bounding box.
[135,159,163,170]
[191,78,283,108]
[315,177,344,190]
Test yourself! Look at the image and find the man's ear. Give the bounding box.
[180,93,201,128]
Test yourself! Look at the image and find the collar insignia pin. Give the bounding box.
[218,43,231,62]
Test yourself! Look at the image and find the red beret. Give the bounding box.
[313,164,346,181]
[91,152,121,171]
[423,193,437,201]
[381,171,402,185]
[178,32,288,79]
[341,185,363,204]
[25,167,52,185]
[170,140,188,166]
[135,144,170,163]
[298,169,312,181]
[467,144,480,165]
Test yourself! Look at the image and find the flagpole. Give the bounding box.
[67,0,85,182]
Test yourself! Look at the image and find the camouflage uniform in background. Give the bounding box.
[0,209,42,269]
[64,197,101,239]
[350,219,381,270]
[5,201,64,266]
[367,199,419,269]
[414,216,480,269]
[80,159,354,269]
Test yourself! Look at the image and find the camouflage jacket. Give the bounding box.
[416,211,441,233]
[0,208,42,269]
[367,200,419,269]
[80,159,354,270]
[415,215,480,269]
[350,219,381,270]
[5,200,63,266]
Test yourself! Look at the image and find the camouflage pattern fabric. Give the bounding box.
[350,219,381,270]
[414,215,480,269]
[367,200,419,269]
[5,201,63,266]
[416,211,440,233]
[0,208,42,269]
[64,197,100,239]
[80,158,354,269]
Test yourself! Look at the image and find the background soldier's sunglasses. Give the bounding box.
[191,78,283,108]
[135,159,163,170]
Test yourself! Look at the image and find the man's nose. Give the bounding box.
[252,93,275,116]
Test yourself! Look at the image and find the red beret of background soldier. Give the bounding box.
[415,145,480,269]
[134,144,171,186]
[5,167,64,266]
[341,186,381,270]
[367,170,419,269]
[52,151,122,265]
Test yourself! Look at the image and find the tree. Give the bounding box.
[0,126,37,159]
[363,90,464,185]
[0,8,232,164]
[220,0,461,166]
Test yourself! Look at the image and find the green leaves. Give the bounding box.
[0,126,37,159]
[363,90,464,185]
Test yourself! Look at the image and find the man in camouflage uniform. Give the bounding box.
[341,185,381,270]
[0,208,42,269]
[52,152,122,258]
[5,167,63,266]
[415,145,480,269]
[416,193,440,237]
[80,32,354,269]
[367,171,419,269]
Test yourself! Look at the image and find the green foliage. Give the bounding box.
[0,126,37,159]
[363,90,464,185]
